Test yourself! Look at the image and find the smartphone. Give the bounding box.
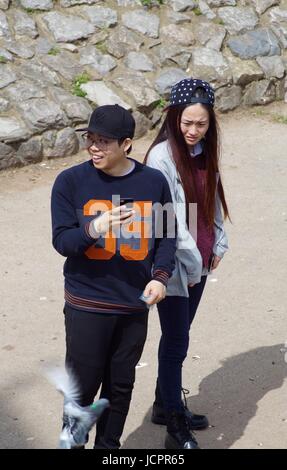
[139,292,152,305]
[120,198,134,208]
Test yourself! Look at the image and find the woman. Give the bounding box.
[145,78,230,449]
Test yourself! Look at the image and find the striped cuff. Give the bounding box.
[152,269,170,287]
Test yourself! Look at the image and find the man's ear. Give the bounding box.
[123,138,132,153]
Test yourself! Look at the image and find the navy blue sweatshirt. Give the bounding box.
[51,158,176,314]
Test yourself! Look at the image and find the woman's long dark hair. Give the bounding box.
[144,93,230,228]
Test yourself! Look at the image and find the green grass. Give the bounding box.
[193,7,202,16]
[155,98,167,109]
[95,41,108,54]
[214,17,224,25]
[71,72,90,98]
[273,115,287,124]
[140,0,164,7]
[0,55,8,63]
[24,8,45,14]
[253,109,266,117]
[252,110,287,124]
[48,47,60,56]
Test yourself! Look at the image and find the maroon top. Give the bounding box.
[192,155,215,269]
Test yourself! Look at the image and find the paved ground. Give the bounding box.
[0,104,287,449]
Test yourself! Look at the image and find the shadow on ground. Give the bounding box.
[123,344,287,449]
[0,371,58,449]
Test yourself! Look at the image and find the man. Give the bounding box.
[51,104,176,449]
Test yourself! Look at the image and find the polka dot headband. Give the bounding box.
[169,78,215,107]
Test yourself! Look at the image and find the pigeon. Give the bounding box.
[46,366,109,449]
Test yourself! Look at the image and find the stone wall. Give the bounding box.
[0,0,287,169]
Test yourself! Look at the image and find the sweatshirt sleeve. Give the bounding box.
[152,174,176,287]
[213,184,229,258]
[51,171,96,257]
[147,149,202,285]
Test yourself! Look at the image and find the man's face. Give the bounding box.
[83,133,131,171]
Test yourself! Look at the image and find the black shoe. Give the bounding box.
[165,411,199,449]
[152,402,209,430]
[181,387,209,430]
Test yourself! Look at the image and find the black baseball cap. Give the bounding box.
[168,78,215,108]
[77,104,135,139]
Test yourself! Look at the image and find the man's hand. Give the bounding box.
[92,205,135,236]
[143,280,166,306]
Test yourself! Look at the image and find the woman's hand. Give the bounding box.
[211,255,221,270]
[188,255,222,288]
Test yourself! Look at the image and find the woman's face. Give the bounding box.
[180,104,210,148]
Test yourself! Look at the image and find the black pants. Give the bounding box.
[64,305,148,449]
[156,277,207,412]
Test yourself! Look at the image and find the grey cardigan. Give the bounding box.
[147,140,228,297]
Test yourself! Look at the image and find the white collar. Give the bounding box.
[189,141,203,158]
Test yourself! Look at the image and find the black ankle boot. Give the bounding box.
[182,387,209,430]
[151,384,209,430]
[152,402,208,430]
[165,411,199,449]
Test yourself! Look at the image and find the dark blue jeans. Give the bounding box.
[157,276,207,412]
